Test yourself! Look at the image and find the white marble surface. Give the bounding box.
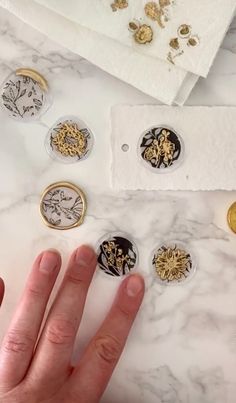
[0,6,236,403]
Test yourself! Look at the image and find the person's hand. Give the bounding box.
[0,246,144,403]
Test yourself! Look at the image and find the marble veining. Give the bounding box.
[0,6,236,403]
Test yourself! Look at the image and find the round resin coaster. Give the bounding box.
[40,182,86,230]
[139,126,184,172]
[152,241,196,285]
[45,116,94,164]
[1,68,50,121]
[97,234,138,277]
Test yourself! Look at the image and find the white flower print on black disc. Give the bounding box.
[45,116,94,164]
[40,182,86,230]
[139,126,184,172]
[97,234,138,277]
[0,68,50,121]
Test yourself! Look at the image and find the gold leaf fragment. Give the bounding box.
[134,24,153,44]
[169,37,179,50]
[111,0,128,11]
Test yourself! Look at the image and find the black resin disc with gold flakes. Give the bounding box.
[152,242,196,285]
[40,182,86,230]
[97,234,138,277]
[139,126,183,172]
[45,116,94,164]
[0,68,50,121]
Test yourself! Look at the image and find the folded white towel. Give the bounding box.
[36,0,236,77]
[0,0,198,105]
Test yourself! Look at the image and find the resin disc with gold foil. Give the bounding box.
[97,234,138,277]
[139,126,184,172]
[40,182,86,230]
[0,68,50,120]
[152,241,196,285]
[227,202,236,234]
[45,116,94,164]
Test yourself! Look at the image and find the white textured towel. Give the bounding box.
[36,0,236,77]
[111,105,236,191]
[0,0,198,105]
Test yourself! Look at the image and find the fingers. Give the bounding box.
[69,274,145,403]
[27,246,97,391]
[0,278,4,306]
[0,250,61,393]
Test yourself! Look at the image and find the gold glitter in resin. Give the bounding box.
[52,122,88,158]
[153,245,192,282]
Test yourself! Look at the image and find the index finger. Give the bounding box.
[0,278,4,306]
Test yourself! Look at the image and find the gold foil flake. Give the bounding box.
[153,245,193,283]
[227,202,236,234]
[111,0,128,12]
[178,24,191,38]
[144,0,173,29]
[167,50,184,64]
[169,37,179,50]
[134,24,153,44]
[188,36,200,47]
[168,24,200,65]
[129,21,139,32]
[52,123,87,158]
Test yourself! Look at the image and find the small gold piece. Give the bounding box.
[167,49,184,64]
[129,21,139,32]
[145,2,160,20]
[52,123,87,158]
[227,202,236,234]
[169,37,179,50]
[144,0,171,28]
[134,24,153,44]
[16,68,48,92]
[111,0,128,11]
[153,245,192,282]
[167,25,199,64]
[187,35,200,47]
[40,182,86,230]
[178,24,191,38]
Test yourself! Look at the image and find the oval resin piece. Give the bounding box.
[139,126,184,172]
[1,68,50,120]
[152,241,196,285]
[45,116,94,164]
[97,234,138,277]
[40,182,86,230]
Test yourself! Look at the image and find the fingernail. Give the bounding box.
[126,275,144,297]
[39,250,59,273]
[76,245,95,267]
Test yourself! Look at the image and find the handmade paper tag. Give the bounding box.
[111,105,236,191]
